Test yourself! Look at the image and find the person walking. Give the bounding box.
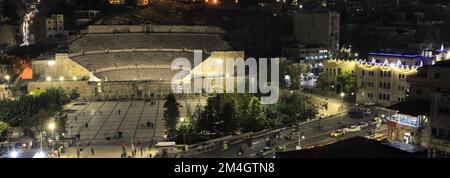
[91,147,95,157]
[85,123,89,129]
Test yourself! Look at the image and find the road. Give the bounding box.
[187,112,384,158]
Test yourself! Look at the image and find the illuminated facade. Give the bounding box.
[324,52,433,107]
[29,24,241,100]
[109,0,125,5]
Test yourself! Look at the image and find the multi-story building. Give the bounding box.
[435,45,450,62]
[282,44,330,62]
[293,12,340,54]
[323,52,433,107]
[403,60,450,156]
[109,0,126,5]
[44,14,64,39]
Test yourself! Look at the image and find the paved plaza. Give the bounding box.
[65,98,207,146]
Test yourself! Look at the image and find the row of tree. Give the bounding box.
[163,92,318,144]
[0,88,80,140]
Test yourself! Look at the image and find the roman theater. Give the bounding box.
[29,24,244,100]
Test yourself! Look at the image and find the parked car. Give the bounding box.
[343,125,361,132]
[357,108,371,115]
[330,130,346,137]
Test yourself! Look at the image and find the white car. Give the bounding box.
[357,122,369,129]
[343,125,361,132]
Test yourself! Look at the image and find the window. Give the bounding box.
[435,73,441,79]
[379,71,383,77]
[387,94,390,101]
[379,82,383,88]
[362,71,365,76]
[378,93,382,100]
[399,74,405,79]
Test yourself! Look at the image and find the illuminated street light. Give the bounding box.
[48,122,55,138]
[4,75,10,81]
[340,92,345,98]
[179,117,185,123]
[59,76,64,81]
[46,76,52,81]
[72,76,77,80]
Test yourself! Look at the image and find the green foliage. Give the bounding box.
[0,121,9,139]
[279,60,304,89]
[68,89,81,101]
[193,92,317,141]
[0,87,76,133]
[163,93,181,137]
[337,71,357,93]
[316,73,332,91]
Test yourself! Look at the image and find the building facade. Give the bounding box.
[323,52,432,107]
[109,0,126,5]
[282,44,329,62]
[293,12,340,53]
[44,14,64,38]
[406,61,450,156]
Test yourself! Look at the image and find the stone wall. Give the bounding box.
[86,24,225,34]
[32,54,92,81]
[27,80,174,100]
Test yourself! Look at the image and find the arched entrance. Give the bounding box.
[335,84,342,94]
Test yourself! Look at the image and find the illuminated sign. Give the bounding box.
[387,114,420,128]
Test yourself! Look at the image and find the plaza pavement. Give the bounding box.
[65,98,207,147]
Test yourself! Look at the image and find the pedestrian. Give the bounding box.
[74,116,78,122]
[118,109,121,115]
[91,147,95,156]
[85,123,89,129]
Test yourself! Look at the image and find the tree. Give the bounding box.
[0,121,9,141]
[316,73,332,91]
[280,60,303,89]
[337,71,357,93]
[163,93,180,138]
[239,96,265,132]
[68,89,80,101]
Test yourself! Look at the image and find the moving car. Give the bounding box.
[343,125,361,132]
[330,130,346,137]
[357,122,369,129]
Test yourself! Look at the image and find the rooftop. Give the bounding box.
[386,100,431,117]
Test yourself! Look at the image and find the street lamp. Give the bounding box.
[4,75,10,82]
[339,92,345,124]
[48,122,55,138]
[59,76,64,81]
[46,76,52,81]
[179,117,186,146]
